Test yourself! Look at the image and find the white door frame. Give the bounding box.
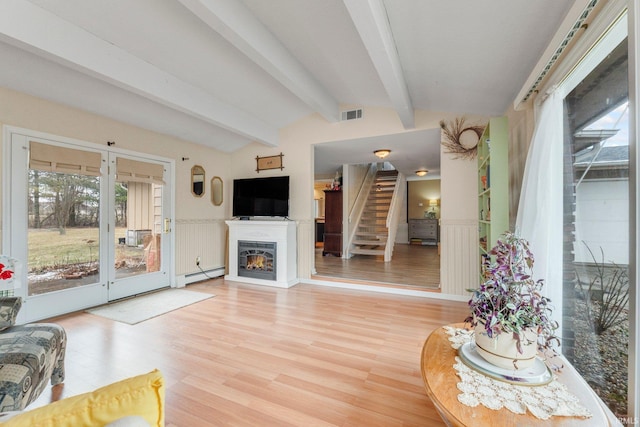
[106,151,173,300]
[2,125,175,322]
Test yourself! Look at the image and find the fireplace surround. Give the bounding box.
[237,240,277,281]
[225,219,297,288]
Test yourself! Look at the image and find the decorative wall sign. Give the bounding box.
[440,117,485,160]
[256,153,284,172]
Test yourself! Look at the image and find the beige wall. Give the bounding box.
[0,86,231,276]
[0,87,506,296]
[231,106,488,295]
[344,163,369,214]
[0,86,231,219]
[232,107,487,219]
[407,179,441,219]
[344,163,372,249]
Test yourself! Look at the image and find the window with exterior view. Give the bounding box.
[562,37,629,418]
[27,142,102,295]
[26,143,163,295]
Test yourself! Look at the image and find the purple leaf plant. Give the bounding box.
[465,231,560,358]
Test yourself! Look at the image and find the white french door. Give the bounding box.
[107,152,171,300]
[3,128,173,322]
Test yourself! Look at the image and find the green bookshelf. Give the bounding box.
[477,116,509,276]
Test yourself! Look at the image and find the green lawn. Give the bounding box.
[28,227,140,271]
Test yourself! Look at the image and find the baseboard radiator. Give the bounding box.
[175,219,227,281]
[184,267,226,285]
[440,219,479,296]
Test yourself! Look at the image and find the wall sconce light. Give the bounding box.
[374,149,391,159]
[415,169,428,177]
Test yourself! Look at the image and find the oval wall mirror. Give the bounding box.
[211,176,223,206]
[191,165,205,197]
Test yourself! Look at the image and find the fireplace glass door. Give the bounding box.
[238,241,277,281]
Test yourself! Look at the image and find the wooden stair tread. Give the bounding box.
[349,169,398,261]
[355,230,388,235]
[353,240,386,245]
[351,248,385,255]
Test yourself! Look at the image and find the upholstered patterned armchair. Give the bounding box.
[0,297,66,411]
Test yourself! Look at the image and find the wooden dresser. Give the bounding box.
[322,190,342,256]
[408,218,439,244]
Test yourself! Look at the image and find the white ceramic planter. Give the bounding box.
[473,324,538,370]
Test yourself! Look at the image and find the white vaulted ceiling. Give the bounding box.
[0,0,577,176]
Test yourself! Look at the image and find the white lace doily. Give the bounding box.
[443,326,592,420]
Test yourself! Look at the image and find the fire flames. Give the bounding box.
[245,255,273,271]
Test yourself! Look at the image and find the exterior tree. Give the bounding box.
[28,171,100,233]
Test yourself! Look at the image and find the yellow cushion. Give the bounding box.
[3,369,164,427]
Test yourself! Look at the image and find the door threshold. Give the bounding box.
[310,274,440,292]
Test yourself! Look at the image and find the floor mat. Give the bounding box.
[86,288,214,324]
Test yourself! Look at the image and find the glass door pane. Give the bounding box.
[28,159,101,295]
[108,154,169,300]
[113,181,162,280]
[6,134,109,322]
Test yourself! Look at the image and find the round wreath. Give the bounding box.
[440,117,485,160]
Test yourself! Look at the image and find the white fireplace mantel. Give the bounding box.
[225,219,298,288]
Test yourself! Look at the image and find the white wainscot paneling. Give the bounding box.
[440,219,478,296]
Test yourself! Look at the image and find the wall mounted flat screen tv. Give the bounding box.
[232,176,290,218]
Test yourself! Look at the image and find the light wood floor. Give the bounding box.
[314,243,440,289]
[33,279,467,426]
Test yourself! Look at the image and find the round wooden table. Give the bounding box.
[420,324,619,427]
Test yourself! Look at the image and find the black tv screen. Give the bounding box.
[232,176,290,218]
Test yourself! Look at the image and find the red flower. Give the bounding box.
[0,263,14,280]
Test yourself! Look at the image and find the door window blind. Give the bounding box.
[116,158,165,185]
[29,141,102,176]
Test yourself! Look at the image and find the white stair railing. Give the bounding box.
[384,172,406,262]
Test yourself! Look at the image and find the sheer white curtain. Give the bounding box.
[515,90,564,331]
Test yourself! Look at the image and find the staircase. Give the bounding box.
[351,170,398,258]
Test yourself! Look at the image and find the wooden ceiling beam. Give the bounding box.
[343,0,414,129]
[178,0,340,123]
[0,0,278,146]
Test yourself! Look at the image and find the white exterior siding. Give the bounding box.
[574,178,628,264]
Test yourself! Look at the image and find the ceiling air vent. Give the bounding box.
[341,109,362,121]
